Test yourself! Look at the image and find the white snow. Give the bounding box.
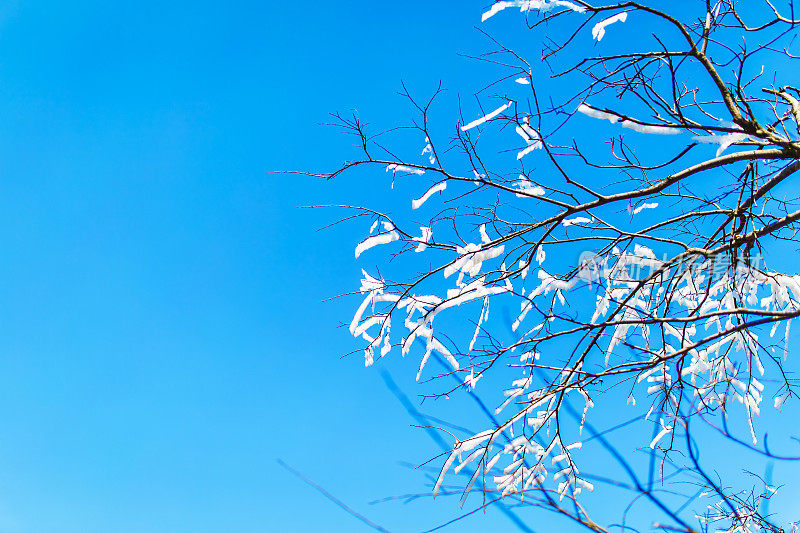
[461,101,512,131]
[514,177,545,197]
[578,103,679,135]
[421,137,436,164]
[413,226,433,252]
[355,223,400,258]
[411,181,447,209]
[515,117,542,159]
[481,0,586,21]
[536,245,546,264]
[443,244,506,279]
[386,163,425,175]
[562,216,594,227]
[632,202,658,215]
[577,103,619,123]
[591,12,627,41]
[693,132,751,156]
[479,224,491,244]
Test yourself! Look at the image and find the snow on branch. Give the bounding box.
[461,100,512,131]
[354,221,399,258]
[481,0,586,22]
[411,181,446,209]
[332,2,800,529]
[592,12,627,41]
[577,103,680,135]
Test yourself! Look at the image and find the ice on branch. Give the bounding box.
[591,12,627,41]
[461,101,512,131]
[354,221,399,258]
[481,0,586,22]
[412,181,447,209]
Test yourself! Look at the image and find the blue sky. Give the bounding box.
[0,1,532,531]
[0,2,798,532]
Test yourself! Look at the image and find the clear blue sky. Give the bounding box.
[0,1,535,531]
[0,2,797,532]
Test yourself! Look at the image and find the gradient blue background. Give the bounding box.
[0,2,797,532]
[0,1,522,532]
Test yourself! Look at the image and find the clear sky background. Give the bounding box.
[0,1,533,532]
[0,2,797,533]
